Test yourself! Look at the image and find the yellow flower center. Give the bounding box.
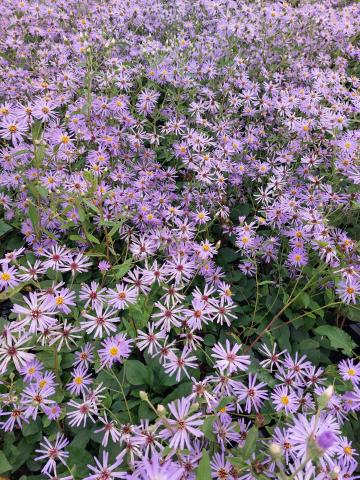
[74,376,83,385]
[280,395,289,405]
[55,296,64,305]
[1,272,11,281]
[109,346,119,357]
[347,368,356,376]
[344,446,353,456]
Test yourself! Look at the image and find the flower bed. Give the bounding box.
[0,0,359,479]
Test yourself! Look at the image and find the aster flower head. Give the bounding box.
[212,340,250,374]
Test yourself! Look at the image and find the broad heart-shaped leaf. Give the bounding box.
[315,325,356,356]
[242,426,258,460]
[0,451,12,474]
[125,359,149,385]
[196,449,211,480]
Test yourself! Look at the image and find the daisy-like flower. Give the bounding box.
[333,436,358,467]
[12,292,57,334]
[18,260,47,281]
[43,403,61,420]
[288,412,340,463]
[338,359,360,384]
[0,264,19,290]
[163,348,198,381]
[32,99,58,122]
[53,287,76,314]
[67,365,93,396]
[107,283,138,310]
[98,333,133,369]
[283,353,312,381]
[271,386,299,414]
[160,397,204,450]
[134,453,183,480]
[42,245,71,271]
[152,301,184,332]
[0,405,28,432]
[165,255,196,285]
[35,434,69,475]
[259,342,286,372]
[79,281,107,309]
[59,253,92,275]
[49,320,81,351]
[212,298,237,326]
[21,384,55,420]
[235,374,268,413]
[94,413,122,447]
[84,451,126,480]
[210,452,232,480]
[136,323,166,355]
[212,340,250,374]
[336,279,360,304]
[0,116,28,144]
[81,304,120,338]
[0,334,34,374]
[67,398,97,427]
[20,358,43,383]
[73,343,94,368]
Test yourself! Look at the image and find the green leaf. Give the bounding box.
[125,360,149,385]
[0,220,13,237]
[217,247,240,265]
[0,451,12,474]
[70,234,86,242]
[0,282,27,301]
[113,258,133,280]
[28,204,39,232]
[242,426,258,460]
[201,414,216,442]
[315,325,356,356]
[85,232,100,244]
[216,396,235,412]
[196,449,211,480]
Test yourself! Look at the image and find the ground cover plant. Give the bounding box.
[0,0,359,478]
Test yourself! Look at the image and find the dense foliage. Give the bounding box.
[0,0,359,479]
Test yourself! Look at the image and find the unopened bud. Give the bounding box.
[318,385,334,410]
[157,404,166,416]
[139,391,148,401]
[189,402,199,413]
[331,466,340,479]
[269,443,282,459]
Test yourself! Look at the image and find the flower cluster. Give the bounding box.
[0,0,359,478]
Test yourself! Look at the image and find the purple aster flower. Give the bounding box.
[212,340,250,374]
[35,434,69,475]
[160,397,204,450]
[235,374,268,413]
[271,386,299,414]
[339,359,360,384]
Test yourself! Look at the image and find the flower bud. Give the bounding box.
[318,385,334,410]
[269,443,282,459]
[157,404,166,416]
[139,391,148,401]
